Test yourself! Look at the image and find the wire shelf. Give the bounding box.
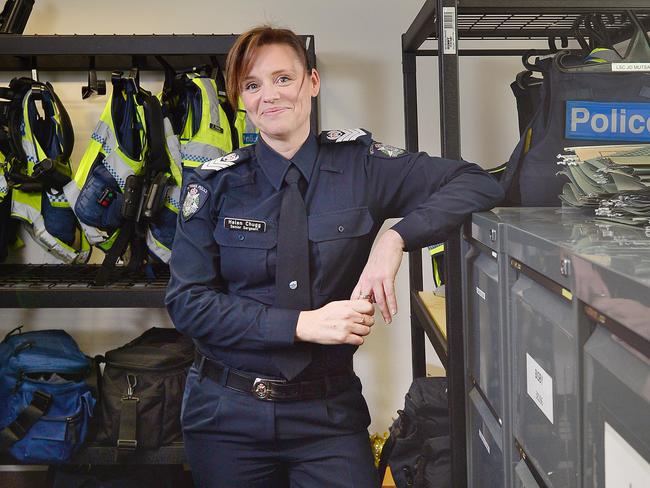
[0,264,169,308]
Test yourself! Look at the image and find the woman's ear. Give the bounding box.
[310,68,321,97]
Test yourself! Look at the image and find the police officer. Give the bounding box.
[165,26,504,488]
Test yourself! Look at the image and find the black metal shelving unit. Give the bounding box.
[402,2,650,486]
[0,33,317,468]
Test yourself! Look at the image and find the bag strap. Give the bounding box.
[115,373,139,461]
[116,397,138,460]
[0,390,52,451]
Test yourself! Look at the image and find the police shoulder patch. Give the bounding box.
[182,183,209,221]
[369,141,407,158]
[319,128,372,145]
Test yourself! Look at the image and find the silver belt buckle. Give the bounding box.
[252,377,283,400]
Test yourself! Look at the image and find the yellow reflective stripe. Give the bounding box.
[75,102,116,186]
[433,258,442,287]
[21,90,40,173]
[429,244,444,256]
[97,229,120,252]
[11,189,41,222]
[523,127,533,155]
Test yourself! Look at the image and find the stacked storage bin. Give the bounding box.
[462,208,650,488]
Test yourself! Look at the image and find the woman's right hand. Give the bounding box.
[295,300,375,345]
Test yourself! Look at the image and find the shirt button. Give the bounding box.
[289,280,298,290]
[338,225,345,233]
[237,234,245,241]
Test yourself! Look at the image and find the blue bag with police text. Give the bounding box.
[0,327,96,463]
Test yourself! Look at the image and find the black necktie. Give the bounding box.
[274,166,312,380]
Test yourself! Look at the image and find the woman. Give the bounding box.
[166,25,504,488]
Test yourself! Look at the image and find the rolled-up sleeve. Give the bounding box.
[367,150,504,251]
[165,174,298,350]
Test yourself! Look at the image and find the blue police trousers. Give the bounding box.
[181,365,380,488]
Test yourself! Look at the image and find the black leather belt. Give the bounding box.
[194,352,353,402]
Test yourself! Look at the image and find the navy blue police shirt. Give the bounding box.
[165,129,504,379]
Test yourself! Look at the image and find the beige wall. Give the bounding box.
[3,0,533,435]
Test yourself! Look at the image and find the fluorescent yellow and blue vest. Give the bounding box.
[172,74,258,177]
[65,77,181,263]
[9,84,90,263]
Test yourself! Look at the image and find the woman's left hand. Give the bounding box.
[351,229,405,324]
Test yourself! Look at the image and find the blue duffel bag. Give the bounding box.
[0,327,96,463]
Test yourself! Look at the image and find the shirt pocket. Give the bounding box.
[214,218,278,287]
[309,207,374,297]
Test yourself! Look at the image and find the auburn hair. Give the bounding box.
[225,26,310,111]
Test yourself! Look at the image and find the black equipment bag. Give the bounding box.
[95,327,194,456]
[378,377,450,488]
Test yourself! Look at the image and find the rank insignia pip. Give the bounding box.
[182,183,209,221]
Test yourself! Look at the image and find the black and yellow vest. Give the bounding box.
[0,78,90,263]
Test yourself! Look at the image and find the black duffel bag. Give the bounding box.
[378,377,450,488]
[95,327,194,455]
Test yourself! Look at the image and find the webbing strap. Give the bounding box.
[142,94,170,175]
[116,396,139,461]
[95,222,134,286]
[0,390,52,451]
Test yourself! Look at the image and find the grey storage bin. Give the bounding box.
[583,324,650,487]
[465,243,502,416]
[509,270,578,488]
[467,388,505,488]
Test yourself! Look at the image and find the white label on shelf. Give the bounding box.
[478,428,491,454]
[612,63,650,72]
[605,422,650,487]
[476,286,486,300]
[526,353,554,424]
[491,251,498,259]
[442,7,457,55]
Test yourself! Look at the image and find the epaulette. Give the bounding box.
[195,147,252,179]
[319,128,372,145]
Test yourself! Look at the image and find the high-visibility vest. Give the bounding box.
[8,81,90,263]
[179,74,234,169]
[65,76,182,263]
[171,74,258,175]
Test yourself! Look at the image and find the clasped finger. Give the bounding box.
[360,314,375,327]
